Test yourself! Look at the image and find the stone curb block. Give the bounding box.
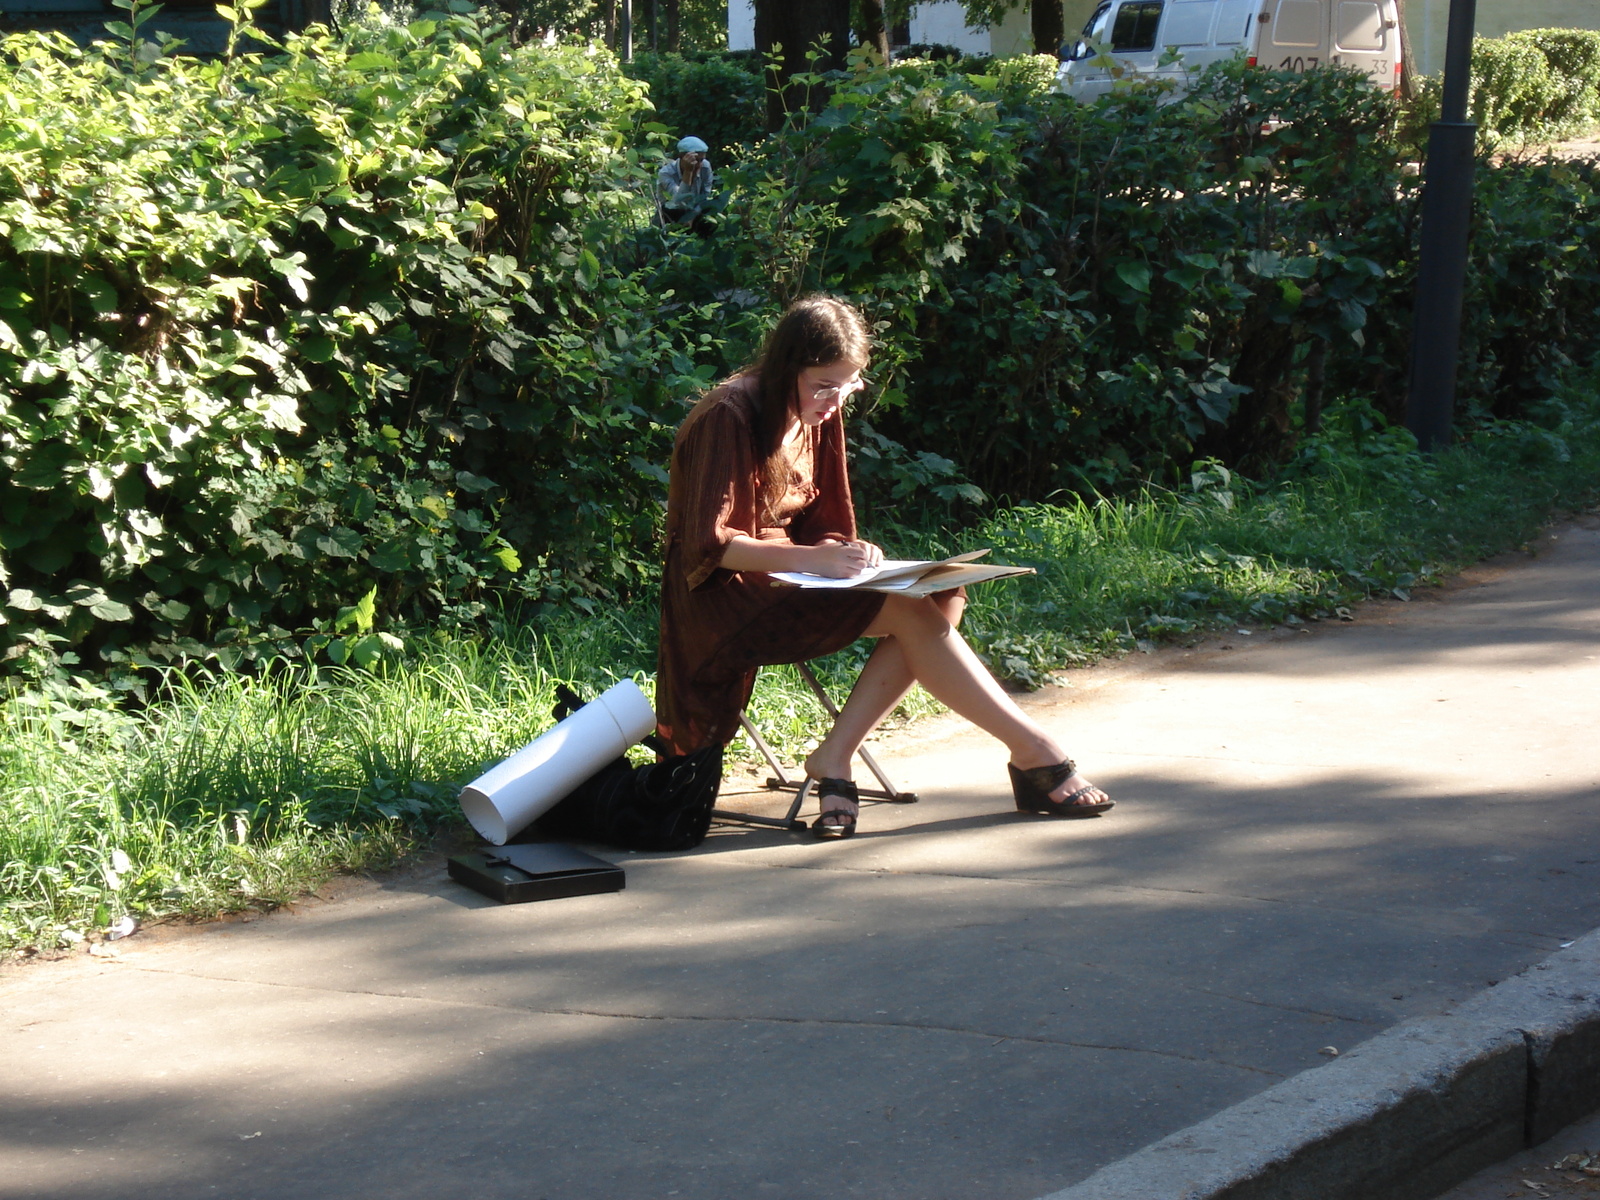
[1035,928,1600,1200]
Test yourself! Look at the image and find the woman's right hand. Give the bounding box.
[718,534,881,577]
[807,538,881,579]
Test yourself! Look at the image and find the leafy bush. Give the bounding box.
[992,52,1060,99]
[1470,35,1560,138]
[0,7,733,677]
[1395,71,1440,157]
[716,55,1406,499]
[8,20,1600,689]
[1456,157,1600,414]
[1459,28,1600,142]
[1514,28,1600,132]
[727,52,1600,502]
[624,50,766,152]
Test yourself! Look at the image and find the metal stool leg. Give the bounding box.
[709,716,812,831]
[739,711,799,791]
[710,664,917,831]
[795,664,917,803]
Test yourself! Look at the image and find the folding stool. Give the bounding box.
[711,661,918,832]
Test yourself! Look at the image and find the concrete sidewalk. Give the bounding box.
[2,515,1598,1200]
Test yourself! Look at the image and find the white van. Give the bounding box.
[1057,0,1402,102]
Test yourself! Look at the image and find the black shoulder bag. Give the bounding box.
[535,686,723,851]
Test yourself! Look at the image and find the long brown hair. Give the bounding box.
[743,295,870,510]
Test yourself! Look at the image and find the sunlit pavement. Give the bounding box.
[3,514,1598,1200]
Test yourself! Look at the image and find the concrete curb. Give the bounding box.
[1035,928,1600,1200]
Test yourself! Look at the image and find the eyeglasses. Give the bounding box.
[810,377,867,403]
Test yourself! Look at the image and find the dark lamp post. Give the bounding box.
[1405,0,1479,453]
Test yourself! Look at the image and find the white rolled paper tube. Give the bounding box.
[458,679,656,845]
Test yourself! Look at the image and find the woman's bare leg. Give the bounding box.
[804,593,963,785]
[805,594,1105,822]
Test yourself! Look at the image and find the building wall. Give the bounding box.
[1408,0,1600,77]
[907,2,995,53]
[1063,0,1100,40]
[983,4,1037,56]
[729,0,755,51]
[727,0,1067,58]
[0,0,323,50]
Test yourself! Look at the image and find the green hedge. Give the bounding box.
[709,56,1600,500]
[1467,28,1600,141]
[1518,28,1600,130]
[703,58,1412,496]
[623,50,766,152]
[1471,35,1559,135]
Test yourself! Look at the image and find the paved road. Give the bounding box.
[3,515,1598,1200]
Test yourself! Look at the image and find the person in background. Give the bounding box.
[655,295,1113,840]
[658,135,715,234]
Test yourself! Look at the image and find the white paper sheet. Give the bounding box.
[770,550,993,591]
[769,559,926,589]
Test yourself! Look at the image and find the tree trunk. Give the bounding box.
[288,0,331,30]
[666,0,680,51]
[1394,0,1417,101]
[1303,339,1327,435]
[857,0,890,61]
[755,0,852,131]
[1031,0,1063,56]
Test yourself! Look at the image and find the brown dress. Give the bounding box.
[656,375,886,754]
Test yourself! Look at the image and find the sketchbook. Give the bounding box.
[447,843,625,905]
[771,549,1035,597]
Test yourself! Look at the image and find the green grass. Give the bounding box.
[0,642,536,948]
[945,388,1600,686]
[5,385,1600,954]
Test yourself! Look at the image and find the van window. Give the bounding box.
[1213,0,1255,46]
[1163,0,1214,47]
[1110,0,1165,52]
[1270,0,1322,47]
[1068,2,1113,59]
[1334,0,1386,50]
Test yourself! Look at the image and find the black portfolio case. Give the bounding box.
[447,843,625,904]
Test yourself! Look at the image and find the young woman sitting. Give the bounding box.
[655,295,1112,839]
